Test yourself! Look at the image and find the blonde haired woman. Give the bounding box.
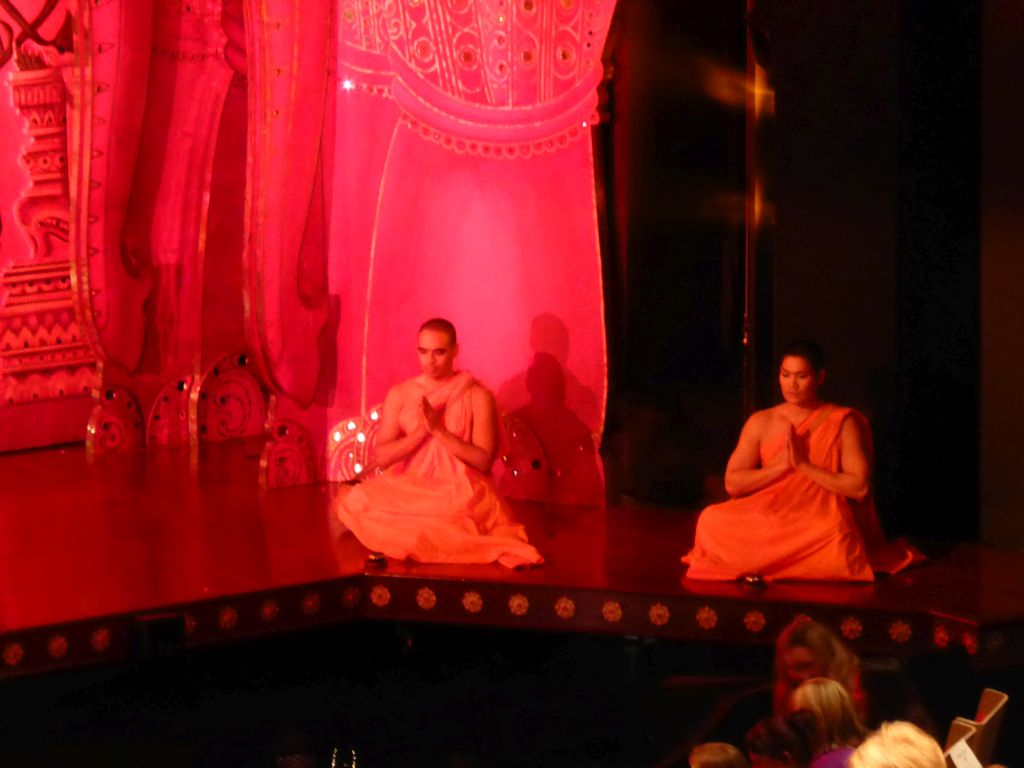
[848,722,944,768]
[792,678,867,768]
[774,619,865,718]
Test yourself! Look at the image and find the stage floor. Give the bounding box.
[2,443,1024,678]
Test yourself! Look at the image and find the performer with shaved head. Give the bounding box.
[334,319,543,568]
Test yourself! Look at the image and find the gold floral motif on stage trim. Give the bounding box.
[602,601,622,623]
[554,597,575,620]
[462,591,484,613]
[301,592,322,615]
[2,643,24,667]
[888,620,912,643]
[696,606,717,630]
[342,586,362,610]
[416,587,438,610]
[370,585,392,607]
[743,610,766,633]
[48,634,68,659]
[648,603,670,627]
[840,616,863,640]
[260,599,281,623]
[218,606,239,630]
[962,631,978,655]
[508,593,530,616]
[90,627,112,652]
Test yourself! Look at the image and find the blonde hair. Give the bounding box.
[792,677,867,749]
[774,618,862,715]
[848,722,944,768]
[689,742,749,768]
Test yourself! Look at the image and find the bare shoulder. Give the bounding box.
[469,381,496,409]
[744,407,780,434]
[385,377,419,406]
[838,409,871,473]
[739,406,793,445]
[840,410,869,440]
[841,407,870,428]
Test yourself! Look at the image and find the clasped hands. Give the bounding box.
[419,396,445,435]
[784,423,810,469]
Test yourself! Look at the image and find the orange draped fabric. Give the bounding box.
[683,406,920,582]
[334,371,543,569]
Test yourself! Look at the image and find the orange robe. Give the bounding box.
[334,371,543,568]
[683,405,920,582]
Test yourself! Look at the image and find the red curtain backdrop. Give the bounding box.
[330,0,614,442]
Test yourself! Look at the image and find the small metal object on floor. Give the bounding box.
[740,573,766,588]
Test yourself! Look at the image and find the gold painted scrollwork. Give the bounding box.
[190,352,266,445]
[146,375,192,446]
[86,384,144,455]
[259,417,317,489]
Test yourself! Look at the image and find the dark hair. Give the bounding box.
[744,710,818,767]
[779,340,825,373]
[418,317,457,345]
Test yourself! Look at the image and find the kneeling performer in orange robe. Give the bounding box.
[683,341,919,582]
[334,318,543,568]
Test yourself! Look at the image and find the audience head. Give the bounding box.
[791,677,866,750]
[774,618,862,716]
[689,742,750,768]
[744,709,818,768]
[847,722,944,768]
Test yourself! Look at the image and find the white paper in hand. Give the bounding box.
[946,738,983,768]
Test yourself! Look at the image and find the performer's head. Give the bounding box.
[778,340,826,407]
[848,722,944,768]
[774,618,861,715]
[744,710,817,768]
[417,318,459,379]
[791,677,866,750]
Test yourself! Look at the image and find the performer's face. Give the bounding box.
[417,329,458,379]
[778,355,825,407]
[782,645,823,685]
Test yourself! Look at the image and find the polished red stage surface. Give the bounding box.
[2,444,1024,679]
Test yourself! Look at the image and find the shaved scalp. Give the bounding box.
[419,317,457,346]
[779,339,825,373]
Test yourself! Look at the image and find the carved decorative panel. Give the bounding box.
[242,0,332,406]
[86,385,144,454]
[146,375,192,447]
[190,352,265,444]
[260,417,317,489]
[324,404,383,482]
[0,2,97,450]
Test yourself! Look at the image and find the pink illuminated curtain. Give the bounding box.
[328,1,399,417]
[332,0,615,440]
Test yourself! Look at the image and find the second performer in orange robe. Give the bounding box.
[683,345,920,582]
